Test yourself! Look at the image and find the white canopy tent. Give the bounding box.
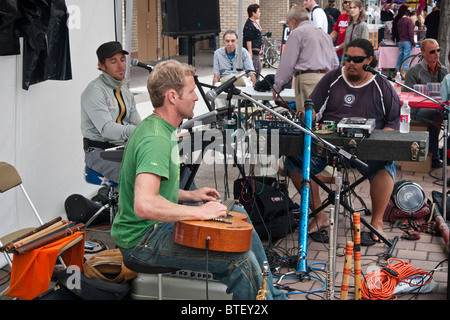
[0,0,249,268]
[0,0,119,266]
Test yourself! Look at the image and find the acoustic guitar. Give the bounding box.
[173,211,253,252]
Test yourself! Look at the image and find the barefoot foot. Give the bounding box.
[308,213,329,234]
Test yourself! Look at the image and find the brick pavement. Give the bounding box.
[271,166,449,300]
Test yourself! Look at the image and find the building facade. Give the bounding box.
[124,0,333,62]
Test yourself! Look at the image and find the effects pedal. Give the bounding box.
[337,117,375,138]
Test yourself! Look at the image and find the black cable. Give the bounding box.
[205,236,211,300]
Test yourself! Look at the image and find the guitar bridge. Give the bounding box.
[209,218,232,224]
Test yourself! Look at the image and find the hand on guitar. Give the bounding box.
[197,200,228,220]
[179,187,227,220]
[179,187,221,204]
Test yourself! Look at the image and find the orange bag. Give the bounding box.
[5,232,85,300]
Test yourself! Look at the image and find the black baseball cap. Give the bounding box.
[96,41,129,61]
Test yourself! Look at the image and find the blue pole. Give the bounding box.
[297,99,313,276]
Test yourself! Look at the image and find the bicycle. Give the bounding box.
[398,52,423,79]
[260,32,281,69]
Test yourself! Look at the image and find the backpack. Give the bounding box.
[311,6,335,34]
[233,176,297,242]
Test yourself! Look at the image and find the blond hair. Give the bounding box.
[420,38,438,52]
[147,60,196,108]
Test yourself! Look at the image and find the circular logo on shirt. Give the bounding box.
[344,94,356,106]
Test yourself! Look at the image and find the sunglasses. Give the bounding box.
[429,48,441,54]
[344,55,368,63]
[343,1,351,3]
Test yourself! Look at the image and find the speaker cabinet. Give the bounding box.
[161,0,220,37]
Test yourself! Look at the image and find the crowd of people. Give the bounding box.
[382,1,440,41]
[79,1,446,300]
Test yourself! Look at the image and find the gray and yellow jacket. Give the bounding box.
[81,72,141,143]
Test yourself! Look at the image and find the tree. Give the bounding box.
[438,0,449,67]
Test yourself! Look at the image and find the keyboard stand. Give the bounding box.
[309,159,398,253]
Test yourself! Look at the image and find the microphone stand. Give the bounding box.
[194,75,215,112]
[369,68,449,220]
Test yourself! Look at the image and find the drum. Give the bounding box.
[392,180,425,213]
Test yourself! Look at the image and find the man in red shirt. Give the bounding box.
[330,0,351,63]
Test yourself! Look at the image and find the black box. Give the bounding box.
[268,129,429,162]
[161,0,220,37]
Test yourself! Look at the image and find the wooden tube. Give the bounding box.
[353,212,362,300]
[340,241,354,300]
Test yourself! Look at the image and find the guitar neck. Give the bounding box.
[221,199,238,212]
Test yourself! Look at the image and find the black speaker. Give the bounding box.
[161,0,220,37]
[64,194,109,224]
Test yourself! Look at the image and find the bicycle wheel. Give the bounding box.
[399,53,422,79]
[265,45,280,69]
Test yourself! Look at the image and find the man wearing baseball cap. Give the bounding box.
[81,41,141,184]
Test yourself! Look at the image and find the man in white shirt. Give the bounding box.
[304,0,328,32]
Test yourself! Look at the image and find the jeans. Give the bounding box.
[396,41,413,70]
[119,204,287,300]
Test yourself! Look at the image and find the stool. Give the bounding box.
[123,258,232,300]
[123,258,179,300]
[84,166,118,228]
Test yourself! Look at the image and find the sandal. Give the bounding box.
[309,229,329,243]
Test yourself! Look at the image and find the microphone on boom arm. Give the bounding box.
[363,64,399,85]
[362,64,380,75]
[130,59,153,72]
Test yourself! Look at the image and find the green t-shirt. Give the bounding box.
[111,115,180,248]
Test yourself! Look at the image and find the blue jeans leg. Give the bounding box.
[230,204,286,300]
[396,41,412,70]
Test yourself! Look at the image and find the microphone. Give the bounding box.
[131,59,153,72]
[180,107,229,129]
[362,64,380,75]
[205,71,250,102]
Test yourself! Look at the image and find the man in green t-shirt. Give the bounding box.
[111,60,286,300]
